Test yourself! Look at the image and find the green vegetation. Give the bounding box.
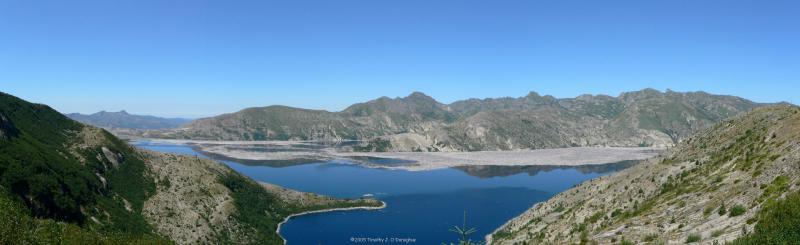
[553,203,566,212]
[685,233,701,243]
[490,229,513,241]
[219,171,286,244]
[353,138,393,152]
[444,211,483,245]
[586,211,605,224]
[0,92,159,237]
[219,170,380,244]
[731,190,800,244]
[758,175,790,204]
[704,206,714,216]
[0,94,88,221]
[729,205,747,217]
[611,208,626,218]
[0,190,167,244]
[618,237,634,245]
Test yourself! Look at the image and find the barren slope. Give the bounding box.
[491,105,800,244]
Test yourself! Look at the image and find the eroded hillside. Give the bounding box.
[491,105,800,244]
[141,150,381,244]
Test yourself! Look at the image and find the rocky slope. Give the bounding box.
[152,89,763,152]
[141,150,380,244]
[490,105,800,244]
[67,110,191,129]
[0,92,380,244]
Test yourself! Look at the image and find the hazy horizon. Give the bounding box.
[26,87,793,119]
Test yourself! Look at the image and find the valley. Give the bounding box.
[4,1,797,244]
[4,89,796,244]
[135,140,638,244]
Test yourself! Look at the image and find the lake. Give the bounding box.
[135,141,634,244]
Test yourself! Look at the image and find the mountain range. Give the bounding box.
[147,89,766,152]
[66,110,191,130]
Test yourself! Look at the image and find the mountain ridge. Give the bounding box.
[67,110,192,130]
[145,88,768,152]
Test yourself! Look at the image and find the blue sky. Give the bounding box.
[1,0,798,118]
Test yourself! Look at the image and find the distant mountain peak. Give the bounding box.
[94,110,126,116]
[402,91,440,104]
[67,110,191,129]
[523,91,557,103]
[525,91,542,98]
[406,91,430,98]
[640,87,662,93]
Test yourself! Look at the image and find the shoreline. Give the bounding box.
[484,202,534,245]
[276,201,388,245]
[130,138,359,146]
[133,138,663,171]
[185,140,663,171]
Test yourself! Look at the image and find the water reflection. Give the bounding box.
[454,160,639,178]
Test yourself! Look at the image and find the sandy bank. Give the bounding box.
[335,147,662,170]
[139,139,663,171]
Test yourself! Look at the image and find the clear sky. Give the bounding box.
[1,0,798,118]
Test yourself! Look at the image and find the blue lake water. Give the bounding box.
[135,142,633,244]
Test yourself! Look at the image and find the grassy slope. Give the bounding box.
[731,189,800,244]
[0,92,166,242]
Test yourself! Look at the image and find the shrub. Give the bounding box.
[686,233,701,243]
[704,206,714,216]
[619,237,634,245]
[553,203,565,212]
[730,190,800,244]
[0,193,166,244]
[611,209,623,217]
[729,205,746,217]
